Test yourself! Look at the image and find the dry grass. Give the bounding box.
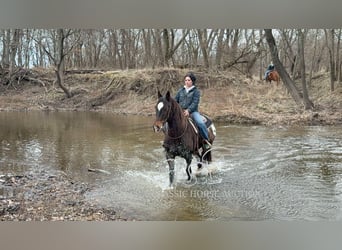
[1,67,341,125]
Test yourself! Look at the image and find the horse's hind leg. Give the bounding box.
[195,153,203,169]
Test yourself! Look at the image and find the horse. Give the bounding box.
[266,70,280,86]
[152,90,216,187]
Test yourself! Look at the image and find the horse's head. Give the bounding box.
[153,90,172,133]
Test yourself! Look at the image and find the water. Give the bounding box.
[1,111,342,220]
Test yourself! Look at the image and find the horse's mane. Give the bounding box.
[168,96,187,126]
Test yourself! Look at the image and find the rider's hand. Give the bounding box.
[183,110,190,117]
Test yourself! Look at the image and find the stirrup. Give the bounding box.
[203,139,211,149]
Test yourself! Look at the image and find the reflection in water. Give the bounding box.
[1,111,342,220]
[0,111,156,181]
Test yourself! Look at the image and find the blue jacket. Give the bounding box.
[175,86,200,114]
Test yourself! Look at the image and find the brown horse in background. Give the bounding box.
[266,70,280,86]
[153,90,216,187]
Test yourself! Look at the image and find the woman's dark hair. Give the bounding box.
[185,72,196,84]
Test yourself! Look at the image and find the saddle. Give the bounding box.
[188,114,213,135]
[162,114,213,135]
[266,69,274,78]
[201,114,213,128]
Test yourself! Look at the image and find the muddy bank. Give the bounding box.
[0,68,341,126]
[0,168,130,221]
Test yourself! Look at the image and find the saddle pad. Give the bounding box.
[201,114,213,128]
[188,114,213,134]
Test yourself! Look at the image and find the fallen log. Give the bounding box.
[87,168,111,175]
[65,69,105,74]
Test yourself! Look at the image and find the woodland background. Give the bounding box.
[1,29,341,81]
[0,29,341,122]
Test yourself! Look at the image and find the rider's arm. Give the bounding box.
[187,89,200,114]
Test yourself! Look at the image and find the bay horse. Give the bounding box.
[266,70,280,86]
[153,90,216,187]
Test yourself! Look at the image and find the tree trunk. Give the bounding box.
[162,29,189,67]
[230,29,239,59]
[264,29,304,107]
[215,29,224,67]
[10,29,20,71]
[2,30,11,68]
[197,29,210,69]
[142,29,153,68]
[298,29,314,110]
[336,29,341,84]
[55,62,72,98]
[329,29,335,91]
[308,30,319,88]
[56,29,72,98]
[324,29,335,91]
[281,29,298,79]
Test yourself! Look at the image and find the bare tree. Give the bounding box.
[9,29,20,72]
[22,29,33,68]
[37,29,80,98]
[162,29,189,67]
[184,30,200,67]
[142,29,153,68]
[324,29,336,91]
[308,30,319,87]
[215,29,225,68]
[1,30,11,67]
[297,29,314,109]
[230,29,240,59]
[265,29,312,109]
[1,28,339,89]
[197,29,210,69]
[280,29,298,78]
[245,30,264,78]
[55,29,73,97]
[336,29,342,84]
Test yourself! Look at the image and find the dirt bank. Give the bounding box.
[1,67,341,125]
[0,168,129,221]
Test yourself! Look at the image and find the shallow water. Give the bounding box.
[1,111,342,220]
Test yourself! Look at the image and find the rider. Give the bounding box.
[264,62,275,80]
[175,72,211,149]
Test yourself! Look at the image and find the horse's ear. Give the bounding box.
[166,91,171,101]
[157,89,162,98]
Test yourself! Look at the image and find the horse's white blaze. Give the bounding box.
[157,102,164,111]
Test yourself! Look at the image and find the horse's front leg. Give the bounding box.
[185,159,192,181]
[166,152,176,187]
[185,153,193,181]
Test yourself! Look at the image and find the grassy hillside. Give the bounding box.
[0,67,341,125]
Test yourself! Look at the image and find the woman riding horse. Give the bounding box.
[153,90,216,187]
[175,72,211,150]
[267,70,280,86]
[264,63,280,85]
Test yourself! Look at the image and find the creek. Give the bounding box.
[1,111,342,220]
